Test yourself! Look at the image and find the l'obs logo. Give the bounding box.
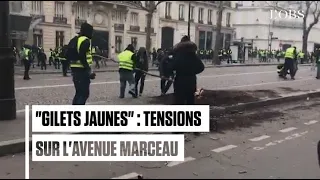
[270,9,305,20]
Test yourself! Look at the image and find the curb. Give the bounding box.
[210,89,320,116]
[0,88,319,157]
[15,63,311,75]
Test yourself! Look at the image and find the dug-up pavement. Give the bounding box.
[0,97,320,178]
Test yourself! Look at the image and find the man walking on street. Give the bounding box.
[134,47,148,97]
[159,49,174,95]
[172,36,204,105]
[60,45,68,77]
[22,45,32,80]
[118,44,137,98]
[38,48,47,70]
[69,23,95,105]
[281,46,297,80]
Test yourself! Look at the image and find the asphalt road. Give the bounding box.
[1,65,319,142]
[13,65,320,111]
[0,97,319,179]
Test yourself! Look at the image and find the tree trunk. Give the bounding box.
[145,12,153,64]
[302,16,308,64]
[213,1,224,65]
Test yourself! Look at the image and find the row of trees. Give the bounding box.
[130,1,320,64]
[128,1,226,65]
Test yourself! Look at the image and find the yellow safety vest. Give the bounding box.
[92,47,96,54]
[118,50,134,71]
[285,47,295,59]
[24,49,30,60]
[70,36,93,68]
[299,52,304,58]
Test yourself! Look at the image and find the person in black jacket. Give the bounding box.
[38,48,47,70]
[134,47,148,96]
[172,36,205,105]
[159,49,174,95]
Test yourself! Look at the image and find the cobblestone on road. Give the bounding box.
[0,98,319,179]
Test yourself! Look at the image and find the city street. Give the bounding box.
[1,65,319,142]
[0,95,319,178]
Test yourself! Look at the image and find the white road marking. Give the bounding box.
[279,127,298,133]
[45,78,62,81]
[249,135,270,142]
[112,172,140,179]
[166,156,196,167]
[304,120,318,125]
[212,145,237,153]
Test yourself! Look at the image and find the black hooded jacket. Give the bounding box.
[172,41,204,76]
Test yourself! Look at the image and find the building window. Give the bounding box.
[208,9,212,23]
[114,10,125,24]
[55,31,64,48]
[75,4,86,20]
[206,31,212,49]
[33,29,43,47]
[10,1,23,13]
[115,36,122,53]
[199,31,206,50]
[165,2,171,18]
[198,8,203,23]
[130,12,139,26]
[179,4,184,20]
[190,6,194,20]
[131,37,138,50]
[226,12,231,27]
[54,2,64,17]
[31,1,43,15]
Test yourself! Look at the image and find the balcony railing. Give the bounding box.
[53,16,67,24]
[145,27,154,33]
[114,23,124,31]
[129,25,140,32]
[165,15,172,19]
[179,17,185,21]
[198,20,203,24]
[208,21,212,25]
[31,14,45,22]
[75,19,87,26]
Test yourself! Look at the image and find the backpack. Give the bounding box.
[66,36,79,63]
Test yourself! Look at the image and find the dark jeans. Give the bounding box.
[61,60,68,76]
[135,71,146,95]
[161,75,173,94]
[119,69,135,98]
[49,57,53,66]
[54,58,60,69]
[317,63,320,78]
[174,76,196,105]
[40,59,46,70]
[23,59,30,79]
[283,58,295,78]
[72,69,91,105]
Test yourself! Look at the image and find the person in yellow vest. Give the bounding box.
[22,45,32,80]
[69,23,95,105]
[298,50,304,64]
[118,44,137,98]
[59,45,68,77]
[281,46,297,80]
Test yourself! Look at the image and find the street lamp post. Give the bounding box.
[0,1,16,120]
[187,2,191,38]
